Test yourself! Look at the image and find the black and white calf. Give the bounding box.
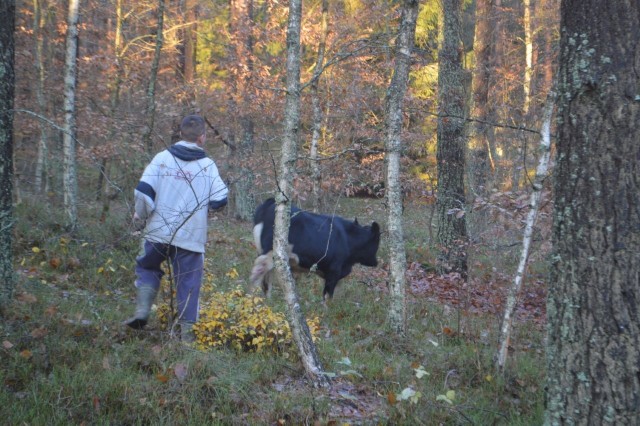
[250,198,381,300]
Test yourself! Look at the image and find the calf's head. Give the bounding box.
[350,221,381,267]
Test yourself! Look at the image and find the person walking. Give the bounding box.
[124,115,228,342]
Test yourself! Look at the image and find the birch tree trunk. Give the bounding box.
[496,90,555,371]
[545,0,640,422]
[0,0,16,307]
[309,0,328,214]
[273,0,329,388]
[384,0,418,336]
[142,0,164,154]
[62,0,80,230]
[435,0,468,278]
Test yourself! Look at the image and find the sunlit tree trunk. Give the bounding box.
[436,0,468,278]
[522,0,532,116]
[142,0,164,154]
[309,0,328,213]
[62,0,80,230]
[384,0,418,336]
[0,0,16,307]
[33,0,49,194]
[273,0,329,387]
[496,90,554,371]
[546,0,640,422]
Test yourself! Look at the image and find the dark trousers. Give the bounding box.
[135,240,203,322]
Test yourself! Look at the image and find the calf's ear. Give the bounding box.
[371,222,380,234]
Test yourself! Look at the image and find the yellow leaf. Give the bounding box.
[20,349,32,359]
[32,247,41,253]
[485,374,493,382]
[97,267,104,274]
[446,390,456,401]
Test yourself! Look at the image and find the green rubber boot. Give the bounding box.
[179,320,196,344]
[124,285,158,329]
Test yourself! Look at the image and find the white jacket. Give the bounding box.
[134,141,228,253]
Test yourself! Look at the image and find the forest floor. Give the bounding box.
[1,196,547,424]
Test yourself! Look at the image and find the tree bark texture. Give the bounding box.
[545,1,640,424]
[273,0,329,388]
[436,0,468,278]
[142,0,164,154]
[62,0,80,230]
[384,0,418,336]
[0,0,16,307]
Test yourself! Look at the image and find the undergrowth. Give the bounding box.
[0,196,545,424]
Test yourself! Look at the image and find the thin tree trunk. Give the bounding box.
[33,0,49,194]
[309,0,328,213]
[98,0,124,220]
[384,0,418,336]
[496,90,555,371]
[273,0,329,388]
[545,0,640,422]
[523,0,532,116]
[142,0,164,154]
[62,0,80,230]
[436,0,468,278]
[0,0,16,307]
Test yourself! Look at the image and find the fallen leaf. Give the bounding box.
[102,356,111,371]
[156,373,169,383]
[30,327,48,339]
[20,349,33,359]
[387,391,397,405]
[49,258,61,269]
[3,340,14,349]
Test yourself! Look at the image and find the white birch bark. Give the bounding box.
[62,0,80,230]
[496,90,555,370]
[384,0,419,335]
[273,0,329,387]
[523,0,532,115]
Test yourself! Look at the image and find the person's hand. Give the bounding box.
[132,212,146,232]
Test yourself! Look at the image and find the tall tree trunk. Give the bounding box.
[309,0,328,213]
[228,0,255,221]
[62,0,80,230]
[470,0,497,194]
[273,0,329,388]
[0,0,15,307]
[33,0,49,194]
[384,0,418,336]
[436,0,468,278]
[496,90,554,371]
[178,0,196,82]
[546,1,640,423]
[142,0,165,154]
[98,0,124,220]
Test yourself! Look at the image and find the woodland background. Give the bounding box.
[2,0,566,424]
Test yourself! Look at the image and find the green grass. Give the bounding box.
[0,196,545,424]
